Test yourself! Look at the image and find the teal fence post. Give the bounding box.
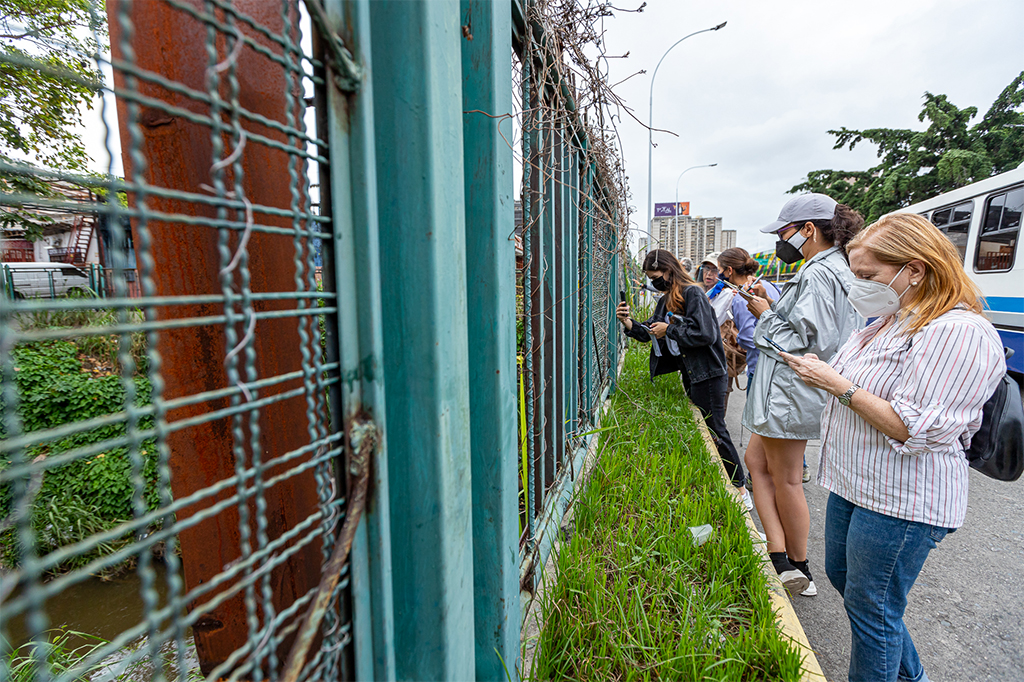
[324,1,397,679]
[608,208,620,390]
[581,155,594,415]
[459,0,520,679]
[369,1,477,678]
[541,114,557,500]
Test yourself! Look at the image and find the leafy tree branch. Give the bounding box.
[792,71,1024,223]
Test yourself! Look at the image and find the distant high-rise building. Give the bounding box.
[647,214,725,264]
[721,230,737,251]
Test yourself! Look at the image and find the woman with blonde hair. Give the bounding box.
[781,212,1005,682]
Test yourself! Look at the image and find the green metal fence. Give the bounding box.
[1,1,628,680]
[2,0,357,678]
[514,0,628,594]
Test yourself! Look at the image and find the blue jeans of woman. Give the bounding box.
[825,493,949,682]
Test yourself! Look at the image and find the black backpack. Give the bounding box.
[965,348,1023,481]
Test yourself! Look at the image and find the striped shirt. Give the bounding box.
[817,308,1005,528]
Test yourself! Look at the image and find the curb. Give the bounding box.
[691,404,827,682]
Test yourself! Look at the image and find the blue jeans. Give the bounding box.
[825,493,949,682]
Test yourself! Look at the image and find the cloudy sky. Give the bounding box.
[595,0,1024,254]
[81,0,1022,257]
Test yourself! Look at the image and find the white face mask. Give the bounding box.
[847,264,912,318]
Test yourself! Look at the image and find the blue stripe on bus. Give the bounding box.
[985,297,1024,313]
[997,328,1024,375]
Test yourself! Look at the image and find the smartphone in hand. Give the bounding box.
[762,335,792,354]
[721,279,755,300]
[619,290,627,304]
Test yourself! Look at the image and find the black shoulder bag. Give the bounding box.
[965,348,1024,482]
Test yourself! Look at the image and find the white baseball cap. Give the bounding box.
[700,252,721,267]
[760,193,837,233]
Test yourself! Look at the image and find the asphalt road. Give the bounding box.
[723,386,1024,682]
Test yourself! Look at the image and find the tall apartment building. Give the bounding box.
[721,229,736,251]
[645,215,730,264]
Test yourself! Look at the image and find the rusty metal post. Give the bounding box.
[107,1,325,675]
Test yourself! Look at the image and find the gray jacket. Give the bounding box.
[742,247,862,439]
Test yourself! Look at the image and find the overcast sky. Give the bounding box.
[82,0,1023,257]
[595,0,1024,254]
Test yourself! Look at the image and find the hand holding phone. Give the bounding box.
[721,279,755,300]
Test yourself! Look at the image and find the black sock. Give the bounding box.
[769,552,794,574]
[791,559,811,577]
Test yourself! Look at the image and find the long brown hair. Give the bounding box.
[846,213,984,336]
[642,249,699,314]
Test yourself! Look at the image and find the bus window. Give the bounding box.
[975,186,1022,272]
[929,201,972,263]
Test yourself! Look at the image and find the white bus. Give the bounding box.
[894,162,1023,379]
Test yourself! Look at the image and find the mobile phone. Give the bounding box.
[762,335,792,354]
[721,279,755,300]
[619,290,626,304]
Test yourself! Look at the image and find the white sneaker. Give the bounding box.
[738,486,753,511]
[801,580,817,597]
[778,570,810,595]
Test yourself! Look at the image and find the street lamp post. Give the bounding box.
[646,22,727,234]
[673,163,717,256]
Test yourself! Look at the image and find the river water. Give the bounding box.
[5,561,200,680]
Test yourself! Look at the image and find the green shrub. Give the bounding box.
[0,340,158,573]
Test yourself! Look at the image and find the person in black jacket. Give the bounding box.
[616,249,750,509]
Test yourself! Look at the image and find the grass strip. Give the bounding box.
[528,344,805,681]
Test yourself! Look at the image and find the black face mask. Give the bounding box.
[774,229,808,265]
[650,276,669,291]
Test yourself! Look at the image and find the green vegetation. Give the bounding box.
[0,306,156,575]
[4,627,107,681]
[3,626,201,680]
[1,0,105,171]
[793,70,1024,223]
[528,345,803,681]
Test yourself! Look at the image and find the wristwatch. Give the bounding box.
[838,384,860,406]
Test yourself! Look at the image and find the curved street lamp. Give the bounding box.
[673,163,717,255]
[646,22,727,232]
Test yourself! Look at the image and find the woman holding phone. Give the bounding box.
[717,248,781,385]
[781,213,1004,682]
[616,249,751,509]
[742,194,863,596]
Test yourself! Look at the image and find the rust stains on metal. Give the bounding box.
[108,0,326,677]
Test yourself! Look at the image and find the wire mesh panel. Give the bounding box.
[513,0,629,587]
[1,1,358,679]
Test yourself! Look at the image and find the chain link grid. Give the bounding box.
[0,1,352,679]
[515,0,629,564]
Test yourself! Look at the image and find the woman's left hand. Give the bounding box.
[779,352,845,393]
[649,321,669,339]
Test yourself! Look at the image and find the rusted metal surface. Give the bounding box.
[107,0,325,676]
[280,415,374,682]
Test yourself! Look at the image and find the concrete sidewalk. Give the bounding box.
[724,384,1024,681]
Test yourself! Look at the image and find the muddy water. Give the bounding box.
[5,561,199,678]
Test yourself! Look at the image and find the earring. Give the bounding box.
[911,281,918,286]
